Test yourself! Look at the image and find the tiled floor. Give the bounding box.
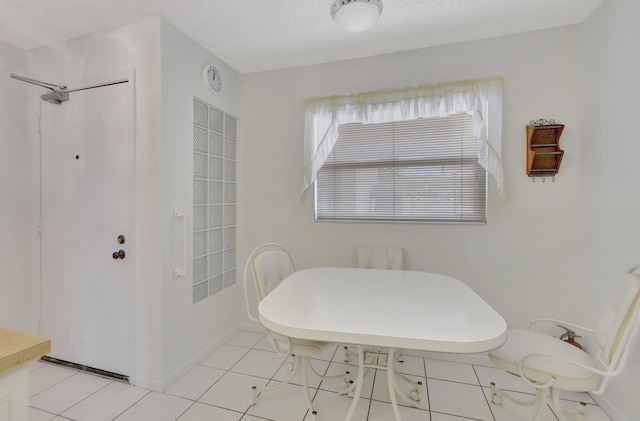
[28,331,614,421]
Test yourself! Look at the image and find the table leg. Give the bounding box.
[386,348,403,421]
[343,345,365,421]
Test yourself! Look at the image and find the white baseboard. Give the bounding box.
[149,325,241,392]
[589,394,626,421]
[132,375,162,392]
[239,320,264,334]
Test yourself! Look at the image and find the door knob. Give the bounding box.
[112,249,126,260]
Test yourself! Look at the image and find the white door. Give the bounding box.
[40,76,133,377]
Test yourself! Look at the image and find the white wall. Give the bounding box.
[578,0,640,419]
[239,25,592,329]
[26,17,164,390]
[0,41,31,332]
[159,19,243,390]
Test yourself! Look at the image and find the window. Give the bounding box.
[192,98,237,303]
[315,113,487,223]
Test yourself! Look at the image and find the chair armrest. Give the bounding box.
[528,318,596,333]
[243,253,259,322]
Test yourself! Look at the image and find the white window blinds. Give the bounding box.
[316,114,487,223]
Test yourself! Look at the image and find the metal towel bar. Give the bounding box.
[174,209,186,277]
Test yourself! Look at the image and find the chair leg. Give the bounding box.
[301,355,351,420]
[249,353,350,420]
[338,350,381,398]
[549,387,589,421]
[394,373,423,403]
[344,346,366,421]
[550,387,568,421]
[248,354,299,405]
[387,353,403,421]
[308,359,350,382]
[385,348,422,409]
[341,348,422,406]
[343,346,352,363]
[490,381,548,421]
[301,356,318,421]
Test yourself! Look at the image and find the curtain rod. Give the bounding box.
[304,75,502,105]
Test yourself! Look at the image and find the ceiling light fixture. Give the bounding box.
[331,0,383,33]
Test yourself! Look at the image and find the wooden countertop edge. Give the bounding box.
[0,340,51,374]
[0,328,51,375]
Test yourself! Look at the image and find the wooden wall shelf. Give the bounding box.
[526,123,564,177]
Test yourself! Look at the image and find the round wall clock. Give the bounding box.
[202,64,223,94]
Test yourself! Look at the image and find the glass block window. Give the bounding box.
[193,98,237,303]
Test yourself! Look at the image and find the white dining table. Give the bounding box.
[258,267,507,421]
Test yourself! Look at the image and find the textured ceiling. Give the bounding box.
[0,0,605,74]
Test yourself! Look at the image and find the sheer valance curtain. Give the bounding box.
[301,76,506,200]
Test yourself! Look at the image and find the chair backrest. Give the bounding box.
[592,268,640,391]
[357,246,404,270]
[243,243,295,322]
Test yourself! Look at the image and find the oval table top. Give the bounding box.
[259,267,507,354]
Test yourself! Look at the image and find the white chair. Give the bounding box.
[488,268,640,421]
[341,246,423,406]
[357,245,404,270]
[345,246,406,362]
[243,243,346,420]
[344,246,404,363]
[357,245,405,359]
